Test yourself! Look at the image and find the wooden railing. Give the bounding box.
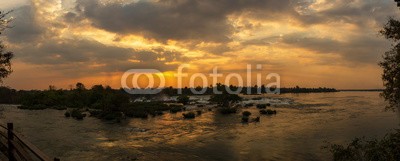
[0,123,60,161]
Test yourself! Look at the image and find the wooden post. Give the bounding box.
[7,123,15,161]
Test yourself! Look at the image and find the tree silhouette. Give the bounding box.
[379,17,400,109]
[0,11,13,82]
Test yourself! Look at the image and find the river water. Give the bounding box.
[0,92,399,161]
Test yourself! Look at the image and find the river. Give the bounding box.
[0,92,399,161]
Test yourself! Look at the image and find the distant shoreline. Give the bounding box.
[338,89,383,92]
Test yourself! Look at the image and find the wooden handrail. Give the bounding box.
[12,133,52,161]
[0,123,60,161]
[0,125,7,130]
[10,139,33,161]
[7,123,15,161]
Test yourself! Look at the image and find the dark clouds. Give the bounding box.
[13,38,182,76]
[3,0,187,76]
[73,0,292,43]
[4,5,44,43]
[294,0,399,27]
[281,33,389,64]
[16,39,130,65]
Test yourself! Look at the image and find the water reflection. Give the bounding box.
[0,92,399,161]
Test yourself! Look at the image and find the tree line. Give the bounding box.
[0,83,338,105]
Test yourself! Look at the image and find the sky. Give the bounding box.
[0,0,399,90]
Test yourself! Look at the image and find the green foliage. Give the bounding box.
[177,95,190,105]
[324,129,400,161]
[182,112,196,119]
[379,17,400,109]
[0,11,13,82]
[0,86,18,103]
[18,84,130,111]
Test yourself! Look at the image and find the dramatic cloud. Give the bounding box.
[73,0,292,43]
[4,5,44,43]
[281,33,389,64]
[2,0,399,89]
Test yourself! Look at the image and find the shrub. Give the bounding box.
[64,111,71,117]
[210,94,242,107]
[149,111,163,117]
[89,110,102,117]
[177,95,190,105]
[242,111,252,117]
[18,104,47,110]
[324,129,400,161]
[244,103,254,107]
[102,112,123,121]
[170,105,184,113]
[260,109,277,115]
[219,107,237,114]
[53,106,67,110]
[242,116,249,123]
[256,104,267,109]
[89,102,102,109]
[123,102,170,118]
[124,107,148,118]
[71,109,84,120]
[183,112,196,119]
[252,117,260,122]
